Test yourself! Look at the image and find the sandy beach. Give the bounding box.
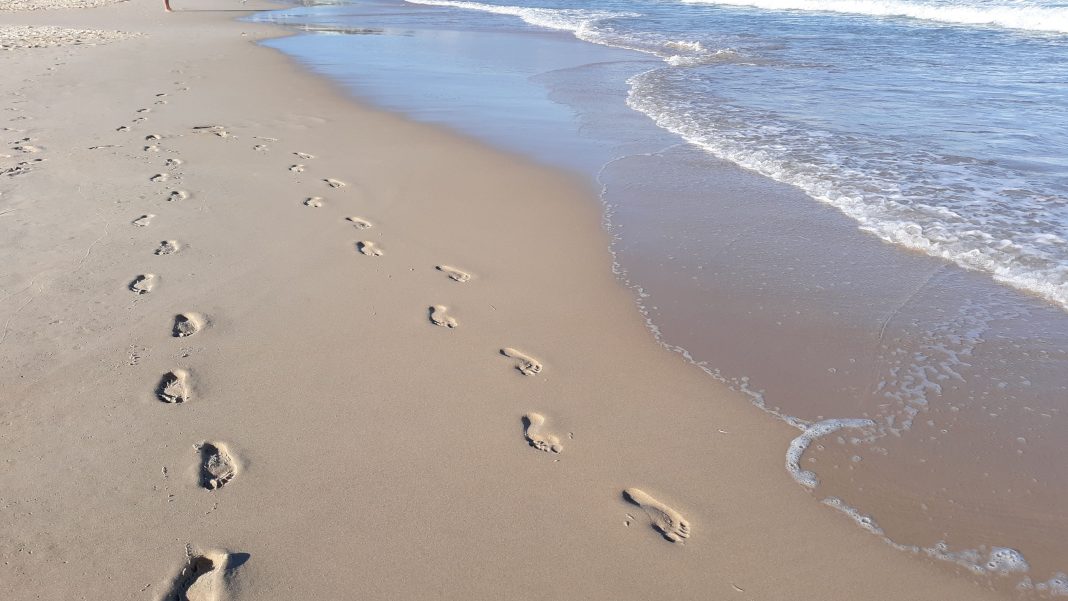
[0,0,1034,599]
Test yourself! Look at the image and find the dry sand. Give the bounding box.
[0,0,1016,599]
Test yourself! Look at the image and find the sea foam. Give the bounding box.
[680,0,1068,33]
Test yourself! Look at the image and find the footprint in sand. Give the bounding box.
[192,125,230,138]
[436,265,471,283]
[155,100,168,105]
[522,412,563,453]
[168,190,189,202]
[429,305,458,328]
[357,241,383,257]
[145,134,162,141]
[345,216,372,229]
[294,152,314,160]
[303,197,323,208]
[132,214,155,227]
[155,240,181,256]
[165,158,183,168]
[116,125,130,132]
[145,145,160,153]
[150,173,169,183]
[129,273,157,294]
[289,164,305,173]
[137,108,151,113]
[133,117,148,124]
[324,178,346,189]
[161,549,235,601]
[157,369,190,403]
[501,347,542,376]
[196,442,238,490]
[253,144,268,152]
[623,488,691,543]
[13,144,40,153]
[173,313,205,338]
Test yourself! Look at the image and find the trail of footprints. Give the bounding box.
[120,88,693,595]
[117,92,256,594]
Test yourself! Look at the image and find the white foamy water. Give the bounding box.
[404,0,634,33]
[258,0,1068,592]
[404,0,736,64]
[681,0,1068,33]
[625,66,1068,312]
[406,0,1068,315]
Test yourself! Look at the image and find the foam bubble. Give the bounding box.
[986,547,1030,575]
[1035,573,1068,595]
[786,418,874,488]
[822,497,884,535]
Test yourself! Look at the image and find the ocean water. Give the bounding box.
[253,0,1068,595]
[408,0,1068,312]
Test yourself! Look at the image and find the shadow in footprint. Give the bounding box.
[161,549,247,601]
[129,273,156,294]
[357,241,383,257]
[501,347,542,376]
[157,369,190,404]
[522,412,562,453]
[429,305,458,328]
[197,442,238,490]
[436,265,471,283]
[173,313,205,338]
[623,488,691,543]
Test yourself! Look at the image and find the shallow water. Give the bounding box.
[254,0,1068,594]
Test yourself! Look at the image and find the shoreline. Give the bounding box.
[0,1,1026,599]
[261,1,1068,585]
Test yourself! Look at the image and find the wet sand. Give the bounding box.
[0,0,1039,599]
[256,5,1068,587]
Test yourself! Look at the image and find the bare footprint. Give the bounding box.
[173,313,205,337]
[324,178,346,188]
[436,265,471,283]
[501,347,542,376]
[253,144,268,151]
[129,273,157,294]
[150,173,168,183]
[155,240,180,256]
[157,369,190,403]
[145,134,162,141]
[522,412,562,453]
[160,548,235,601]
[116,125,130,132]
[165,158,182,167]
[429,305,458,328]
[294,152,314,160]
[145,145,160,153]
[196,442,238,490]
[192,125,230,138]
[132,214,155,227]
[168,190,189,202]
[357,241,383,257]
[303,197,323,208]
[623,488,691,543]
[289,164,305,173]
[345,216,372,229]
